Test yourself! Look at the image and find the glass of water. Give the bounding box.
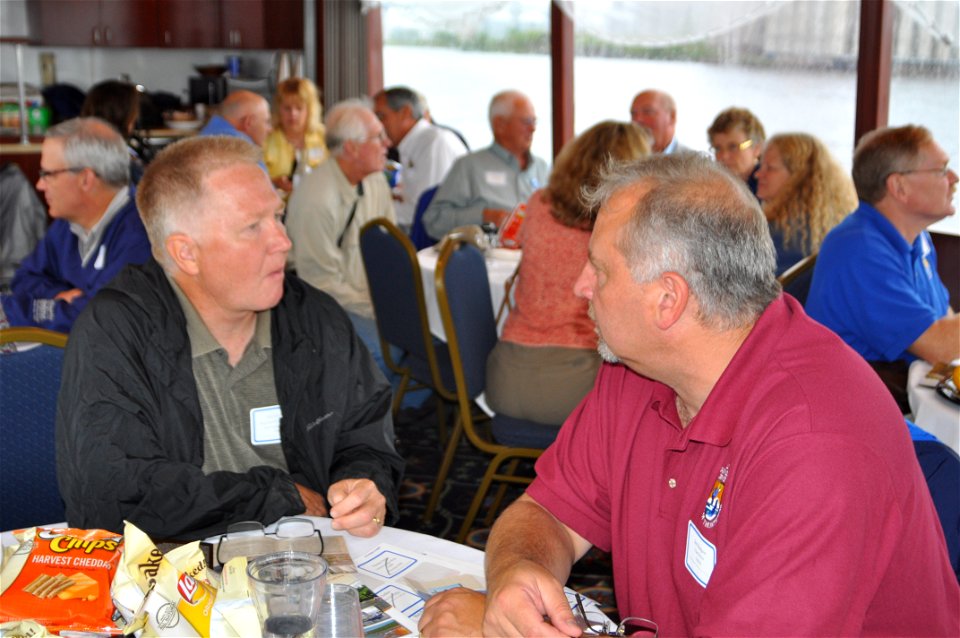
[246,551,328,638]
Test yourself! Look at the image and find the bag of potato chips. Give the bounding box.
[0,527,123,634]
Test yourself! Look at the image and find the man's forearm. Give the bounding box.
[911,314,960,363]
[485,495,583,588]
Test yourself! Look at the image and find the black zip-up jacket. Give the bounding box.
[56,259,403,540]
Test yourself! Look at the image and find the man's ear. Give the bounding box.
[341,139,357,161]
[884,172,909,203]
[77,167,98,192]
[166,233,200,276]
[491,115,505,138]
[654,272,689,329]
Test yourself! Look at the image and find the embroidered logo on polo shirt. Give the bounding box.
[701,465,729,528]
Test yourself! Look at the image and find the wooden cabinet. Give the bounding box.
[156,0,220,48]
[37,0,300,50]
[39,0,158,47]
[221,0,302,50]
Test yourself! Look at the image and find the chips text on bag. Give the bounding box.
[0,527,123,634]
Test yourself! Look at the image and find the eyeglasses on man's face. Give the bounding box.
[357,130,389,145]
[38,166,88,180]
[895,162,952,178]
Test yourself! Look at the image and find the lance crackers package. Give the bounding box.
[0,527,123,634]
[112,521,216,637]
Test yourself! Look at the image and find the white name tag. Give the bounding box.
[93,244,106,270]
[484,170,507,186]
[684,520,717,588]
[250,405,282,446]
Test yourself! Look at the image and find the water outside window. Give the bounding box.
[382,0,959,234]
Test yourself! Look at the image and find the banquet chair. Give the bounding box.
[435,238,561,543]
[777,252,818,306]
[909,420,960,581]
[409,185,440,250]
[0,327,69,530]
[359,218,459,522]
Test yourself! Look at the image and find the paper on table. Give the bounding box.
[355,543,484,623]
[353,543,616,633]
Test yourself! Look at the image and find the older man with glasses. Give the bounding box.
[807,124,958,410]
[285,99,397,373]
[423,89,549,239]
[0,117,150,332]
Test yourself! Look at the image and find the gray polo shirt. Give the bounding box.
[169,277,288,475]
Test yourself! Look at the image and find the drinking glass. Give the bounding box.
[246,551,328,638]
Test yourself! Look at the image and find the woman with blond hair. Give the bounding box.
[756,133,858,275]
[485,120,651,426]
[263,77,328,194]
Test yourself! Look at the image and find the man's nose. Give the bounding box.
[272,218,292,251]
[573,263,595,300]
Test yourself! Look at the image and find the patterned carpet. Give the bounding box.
[390,401,620,621]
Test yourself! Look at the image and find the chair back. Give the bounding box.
[909,420,960,580]
[435,238,498,401]
[410,185,440,250]
[777,252,817,306]
[0,327,69,529]
[360,218,454,399]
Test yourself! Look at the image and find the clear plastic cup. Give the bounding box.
[246,551,328,638]
[316,583,364,638]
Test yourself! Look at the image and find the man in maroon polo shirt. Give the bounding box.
[419,154,958,637]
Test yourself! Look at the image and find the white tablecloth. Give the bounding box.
[2,517,611,636]
[417,247,520,341]
[908,360,960,455]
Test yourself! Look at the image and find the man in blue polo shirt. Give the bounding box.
[807,125,958,409]
[199,90,272,147]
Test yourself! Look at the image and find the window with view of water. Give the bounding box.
[381,0,958,233]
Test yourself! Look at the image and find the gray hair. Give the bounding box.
[137,136,262,268]
[325,98,374,155]
[585,154,780,330]
[381,86,424,120]
[488,90,524,125]
[46,117,130,188]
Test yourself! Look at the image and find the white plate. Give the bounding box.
[490,247,522,262]
[164,119,202,130]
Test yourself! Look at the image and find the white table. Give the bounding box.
[417,246,520,341]
[908,360,960,455]
[3,517,610,636]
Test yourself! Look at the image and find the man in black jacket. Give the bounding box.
[56,135,404,540]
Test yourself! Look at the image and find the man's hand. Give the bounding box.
[54,288,84,304]
[419,587,485,637]
[483,559,581,637]
[482,207,510,228]
[327,478,386,537]
[294,482,328,516]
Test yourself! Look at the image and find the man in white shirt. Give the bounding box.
[373,87,468,229]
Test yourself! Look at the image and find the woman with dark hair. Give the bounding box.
[81,80,145,184]
[485,120,651,425]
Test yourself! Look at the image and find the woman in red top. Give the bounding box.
[486,120,651,424]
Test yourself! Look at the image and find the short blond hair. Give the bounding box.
[136,136,262,265]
